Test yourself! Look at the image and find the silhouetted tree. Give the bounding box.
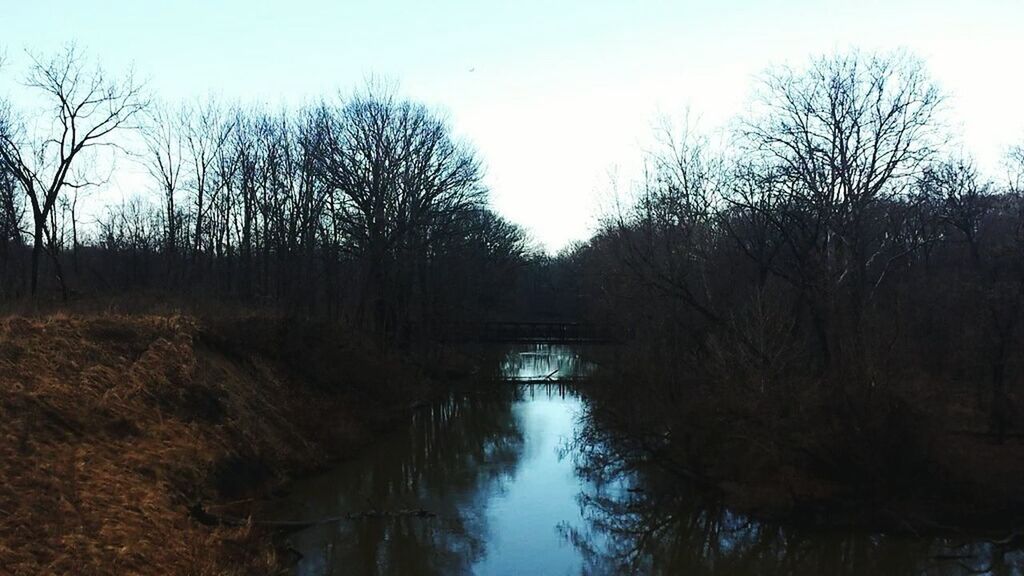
[141,102,186,279]
[0,97,24,297]
[317,86,486,334]
[739,51,944,377]
[182,98,234,264]
[0,46,146,296]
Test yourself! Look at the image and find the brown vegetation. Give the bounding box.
[0,313,426,575]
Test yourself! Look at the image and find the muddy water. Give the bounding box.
[272,345,1024,575]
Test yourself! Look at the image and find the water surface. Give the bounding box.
[272,345,1024,575]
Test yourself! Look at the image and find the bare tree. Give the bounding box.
[181,98,233,259]
[142,102,186,274]
[0,46,146,295]
[740,51,944,374]
[613,122,721,325]
[319,86,486,334]
[0,111,24,297]
[1009,145,1024,196]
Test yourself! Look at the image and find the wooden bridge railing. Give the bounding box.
[421,321,631,343]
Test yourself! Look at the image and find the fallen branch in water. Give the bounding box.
[491,377,587,384]
[188,503,436,528]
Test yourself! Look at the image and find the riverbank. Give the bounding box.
[581,346,1024,537]
[0,313,445,575]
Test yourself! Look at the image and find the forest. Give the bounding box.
[3,44,1024,573]
[0,47,531,340]
[561,51,1024,529]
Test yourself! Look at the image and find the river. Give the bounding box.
[269,345,1024,575]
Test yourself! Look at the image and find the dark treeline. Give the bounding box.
[5,44,1024,522]
[561,52,1024,522]
[0,47,531,339]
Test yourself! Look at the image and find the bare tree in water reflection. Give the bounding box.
[563,410,1024,576]
[285,387,525,576]
[499,344,596,382]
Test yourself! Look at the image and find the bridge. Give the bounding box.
[430,321,631,344]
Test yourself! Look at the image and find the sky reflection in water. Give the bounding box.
[274,345,1024,575]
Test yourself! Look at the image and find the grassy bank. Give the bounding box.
[0,313,435,575]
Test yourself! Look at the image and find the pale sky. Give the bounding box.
[1,0,1022,251]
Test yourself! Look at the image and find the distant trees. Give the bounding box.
[1010,145,1024,195]
[128,94,524,335]
[141,103,185,275]
[910,159,1024,439]
[181,100,234,264]
[0,47,528,341]
[0,126,23,298]
[0,57,25,298]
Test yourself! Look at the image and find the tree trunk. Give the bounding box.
[30,220,43,295]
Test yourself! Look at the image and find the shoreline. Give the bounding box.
[5,313,1021,573]
[577,350,1024,540]
[0,312,452,575]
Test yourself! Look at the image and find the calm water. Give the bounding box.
[271,345,1024,575]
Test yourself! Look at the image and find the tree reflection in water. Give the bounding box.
[566,412,1024,576]
[276,345,597,575]
[499,343,596,381]
[275,343,1024,576]
[280,387,525,576]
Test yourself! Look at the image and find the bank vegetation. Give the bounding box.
[563,51,1024,529]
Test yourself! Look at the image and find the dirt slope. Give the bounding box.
[0,314,420,575]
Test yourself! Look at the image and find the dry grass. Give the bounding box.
[0,313,417,575]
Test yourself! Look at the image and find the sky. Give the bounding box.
[1,0,1023,251]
